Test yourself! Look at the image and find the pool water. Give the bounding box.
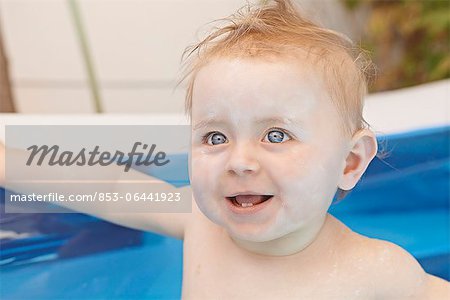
[0,126,448,299]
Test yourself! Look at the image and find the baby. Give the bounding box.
[176,1,448,298]
[0,0,449,299]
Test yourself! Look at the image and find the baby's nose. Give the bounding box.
[225,142,260,176]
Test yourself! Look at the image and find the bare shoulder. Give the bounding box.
[359,237,450,299]
[424,274,450,299]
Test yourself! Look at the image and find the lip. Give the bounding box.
[226,191,270,197]
[224,195,274,215]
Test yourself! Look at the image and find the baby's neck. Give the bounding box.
[229,214,330,257]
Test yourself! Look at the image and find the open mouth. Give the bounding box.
[225,195,274,208]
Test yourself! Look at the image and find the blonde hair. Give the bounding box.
[179,0,375,138]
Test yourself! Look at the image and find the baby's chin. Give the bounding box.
[198,209,277,242]
[221,219,293,243]
[196,199,307,243]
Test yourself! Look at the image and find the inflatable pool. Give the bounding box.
[0,125,448,299]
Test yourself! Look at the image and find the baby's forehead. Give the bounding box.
[197,54,336,99]
[194,57,332,110]
[197,55,325,89]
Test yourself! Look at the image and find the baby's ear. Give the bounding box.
[338,129,378,191]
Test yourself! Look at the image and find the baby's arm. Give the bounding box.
[0,142,191,240]
[372,240,450,299]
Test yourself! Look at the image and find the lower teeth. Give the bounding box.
[229,197,272,208]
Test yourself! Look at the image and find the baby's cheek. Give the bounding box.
[266,147,310,178]
[190,152,224,215]
[280,155,334,219]
[190,154,213,199]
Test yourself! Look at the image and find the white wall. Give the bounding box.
[0,0,247,113]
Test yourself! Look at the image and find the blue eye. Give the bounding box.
[264,129,291,143]
[204,132,227,145]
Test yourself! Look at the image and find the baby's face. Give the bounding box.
[190,57,350,242]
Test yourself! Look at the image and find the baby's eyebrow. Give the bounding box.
[193,116,304,131]
[193,118,225,131]
[255,117,304,127]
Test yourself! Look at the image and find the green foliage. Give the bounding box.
[342,0,371,10]
[342,0,360,10]
[342,0,450,91]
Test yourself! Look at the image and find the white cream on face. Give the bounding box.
[190,57,348,254]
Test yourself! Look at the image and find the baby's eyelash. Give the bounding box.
[201,131,220,144]
[267,127,287,133]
